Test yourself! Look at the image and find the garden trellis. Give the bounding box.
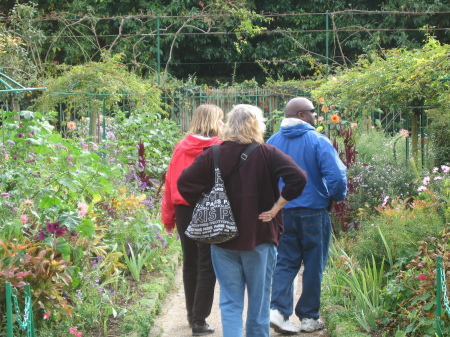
[0,69,46,112]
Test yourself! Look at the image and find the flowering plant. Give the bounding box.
[314,97,352,137]
[416,164,450,222]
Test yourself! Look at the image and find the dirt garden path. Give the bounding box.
[149,265,330,337]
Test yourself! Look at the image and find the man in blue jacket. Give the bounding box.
[267,97,347,333]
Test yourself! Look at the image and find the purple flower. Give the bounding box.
[55,144,68,151]
[35,229,46,241]
[17,134,23,138]
[7,140,15,145]
[46,221,60,233]
[55,227,66,238]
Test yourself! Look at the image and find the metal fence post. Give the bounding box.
[6,282,13,337]
[436,256,443,337]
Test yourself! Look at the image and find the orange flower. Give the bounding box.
[330,114,340,123]
[317,97,325,103]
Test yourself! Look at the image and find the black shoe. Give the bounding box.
[187,315,193,328]
[192,322,215,336]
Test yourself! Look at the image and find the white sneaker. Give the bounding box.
[270,309,299,334]
[300,318,325,332]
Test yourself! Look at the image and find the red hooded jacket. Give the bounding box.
[161,134,222,229]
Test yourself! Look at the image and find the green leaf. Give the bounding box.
[58,178,74,190]
[405,323,415,333]
[20,110,35,119]
[77,219,96,239]
[58,211,81,231]
[411,292,430,305]
[40,195,63,208]
[423,302,434,310]
[28,138,45,145]
[56,239,71,259]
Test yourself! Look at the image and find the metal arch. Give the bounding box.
[0,69,46,93]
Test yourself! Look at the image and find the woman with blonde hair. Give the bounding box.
[178,104,307,337]
[162,104,224,336]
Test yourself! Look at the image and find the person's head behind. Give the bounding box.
[189,104,224,137]
[222,104,266,144]
[285,97,316,127]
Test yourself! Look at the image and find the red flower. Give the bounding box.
[43,313,51,319]
[417,274,427,280]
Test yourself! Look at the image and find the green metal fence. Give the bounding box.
[161,86,310,134]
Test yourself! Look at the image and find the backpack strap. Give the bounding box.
[212,144,220,169]
[227,142,260,181]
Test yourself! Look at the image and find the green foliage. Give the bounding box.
[4,1,450,84]
[0,3,44,87]
[122,244,151,282]
[428,108,450,167]
[0,107,181,335]
[313,38,450,112]
[33,53,162,119]
[345,128,418,220]
[0,239,74,326]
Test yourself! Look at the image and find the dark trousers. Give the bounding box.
[175,204,216,325]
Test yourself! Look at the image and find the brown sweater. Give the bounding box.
[177,141,307,251]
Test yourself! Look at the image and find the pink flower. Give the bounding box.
[350,122,358,128]
[20,214,28,224]
[382,196,389,207]
[317,116,324,122]
[417,274,427,281]
[77,202,88,216]
[69,327,79,335]
[77,333,82,337]
[67,121,77,130]
[22,199,33,207]
[417,186,427,192]
[43,313,51,319]
[441,165,450,173]
[399,129,409,137]
[434,176,443,181]
[422,176,430,185]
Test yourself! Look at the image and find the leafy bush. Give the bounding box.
[428,108,450,168]
[346,129,419,219]
[0,107,179,335]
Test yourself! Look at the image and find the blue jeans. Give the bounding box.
[211,243,277,337]
[270,208,331,320]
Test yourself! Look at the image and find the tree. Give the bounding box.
[312,38,450,160]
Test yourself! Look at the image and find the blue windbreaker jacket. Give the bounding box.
[267,120,347,210]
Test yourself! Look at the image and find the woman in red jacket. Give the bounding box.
[161,104,223,336]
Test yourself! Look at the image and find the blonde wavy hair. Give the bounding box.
[222,104,266,144]
[189,104,224,137]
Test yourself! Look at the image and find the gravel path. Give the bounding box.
[149,265,330,337]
